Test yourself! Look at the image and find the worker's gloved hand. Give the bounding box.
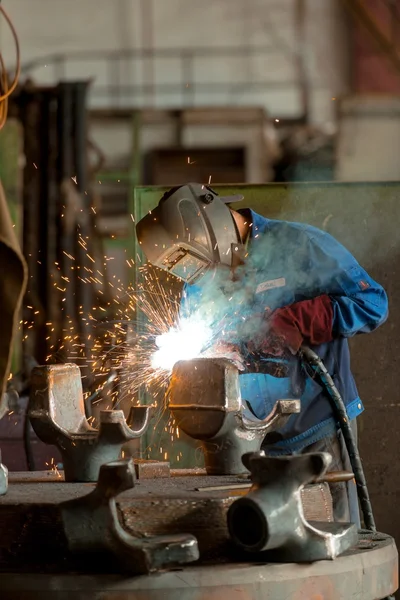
[250,295,334,355]
[202,341,246,371]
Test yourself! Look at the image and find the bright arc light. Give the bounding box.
[151,317,212,372]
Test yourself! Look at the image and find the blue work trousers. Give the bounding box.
[300,419,361,527]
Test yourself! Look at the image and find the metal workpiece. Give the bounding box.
[0,393,9,495]
[169,357,300,475]
[0,450,8,496]
[228,451,358,562]
[0,389,9,421]
[240,398,300,431]
[133,459,170,479]
[28,364,152,482]
[60,459,199,575]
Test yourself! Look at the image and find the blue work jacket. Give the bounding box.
[180,210,388,453]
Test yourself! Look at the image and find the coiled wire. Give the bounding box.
[0,3,20,130]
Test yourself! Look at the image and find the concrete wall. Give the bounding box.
[2,0,350,122]
[336,96,400,181]
[90,108,279,183]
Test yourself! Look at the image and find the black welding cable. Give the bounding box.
[300,345,376,533]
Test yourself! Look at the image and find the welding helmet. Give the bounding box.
[135,183,245,285]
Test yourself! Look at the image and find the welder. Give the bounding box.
[136,183,388,527]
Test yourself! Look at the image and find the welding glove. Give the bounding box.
[251,294,334,356]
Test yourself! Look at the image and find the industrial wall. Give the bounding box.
[352,0,400,94]
[334,1,400,182]
[1,0,350,122]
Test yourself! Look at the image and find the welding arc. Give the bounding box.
[300,345,376,532]
[0,3,20,130]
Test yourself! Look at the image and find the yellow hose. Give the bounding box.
[0,4,20,130]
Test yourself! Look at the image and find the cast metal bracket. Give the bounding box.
[28,364,152,482]
[0,389,9,421]
[60,458,199,574]
[0,449,8,496]
[0,392,8,495]
[228,451,358,561]
[169,358,300,475]
[240,398,300,431]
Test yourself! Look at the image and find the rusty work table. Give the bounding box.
[0,471,397,599]
[2,468,335,509]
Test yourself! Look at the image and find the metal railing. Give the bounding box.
[20,45,300,108]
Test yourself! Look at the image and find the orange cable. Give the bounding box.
[0,4,20,130]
